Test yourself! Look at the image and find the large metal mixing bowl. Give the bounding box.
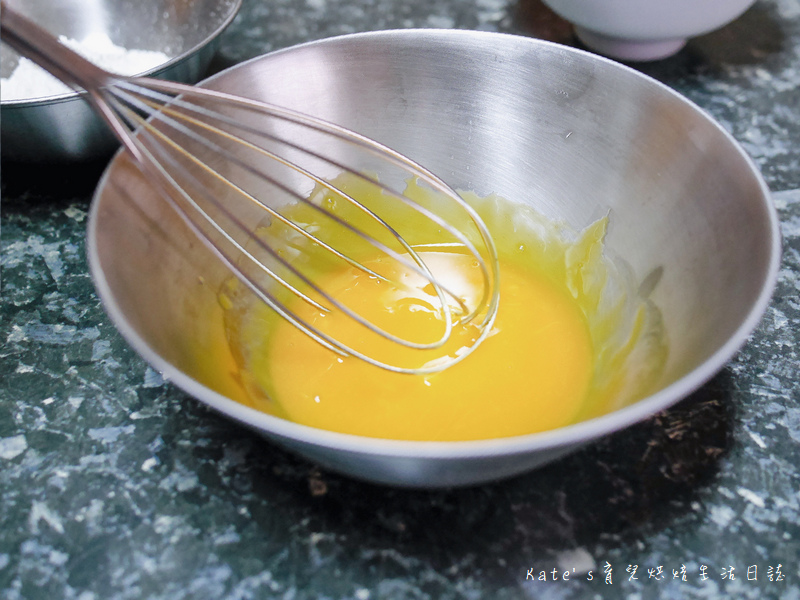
[0,0,241,161]
[87,30,780,487]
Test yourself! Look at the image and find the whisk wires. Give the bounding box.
[104,80,501,373]
[1,2,501,373]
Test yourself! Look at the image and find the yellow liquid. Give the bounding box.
[219,178,667,441]
[240,251,593,440]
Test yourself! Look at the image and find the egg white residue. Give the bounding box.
[1,32,169,101]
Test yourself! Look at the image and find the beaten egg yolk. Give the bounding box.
[235,248,595,441]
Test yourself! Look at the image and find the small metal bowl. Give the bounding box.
[0,0,241,162]
[88,30,780,488]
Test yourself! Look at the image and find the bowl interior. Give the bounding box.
[88,30,779,486]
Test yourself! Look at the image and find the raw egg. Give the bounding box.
[220,178,667,441]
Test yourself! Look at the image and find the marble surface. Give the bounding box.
[1,0,799,598]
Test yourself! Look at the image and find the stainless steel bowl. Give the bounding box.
[0,0,241,161]
[87,30,781,488]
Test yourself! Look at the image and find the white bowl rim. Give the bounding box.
[87,28,782,461]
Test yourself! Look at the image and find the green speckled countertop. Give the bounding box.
[2,0,799,598]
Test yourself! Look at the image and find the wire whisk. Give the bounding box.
[1,1,500,373]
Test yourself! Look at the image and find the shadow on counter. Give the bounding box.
[171,366,736,584]
[1,157,111,205]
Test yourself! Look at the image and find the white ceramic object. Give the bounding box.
[540,0,757,61]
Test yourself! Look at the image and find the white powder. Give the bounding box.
[1,32,170,101]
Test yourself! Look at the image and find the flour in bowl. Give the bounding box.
[1,32,170,101]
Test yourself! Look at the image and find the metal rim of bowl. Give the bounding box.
[1,0,243,107]
[86,29,782,462]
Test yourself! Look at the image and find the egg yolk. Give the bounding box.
[234,248,594,441]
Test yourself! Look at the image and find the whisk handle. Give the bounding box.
[0,0,114,93]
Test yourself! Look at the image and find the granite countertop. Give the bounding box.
[1,0,799,598]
